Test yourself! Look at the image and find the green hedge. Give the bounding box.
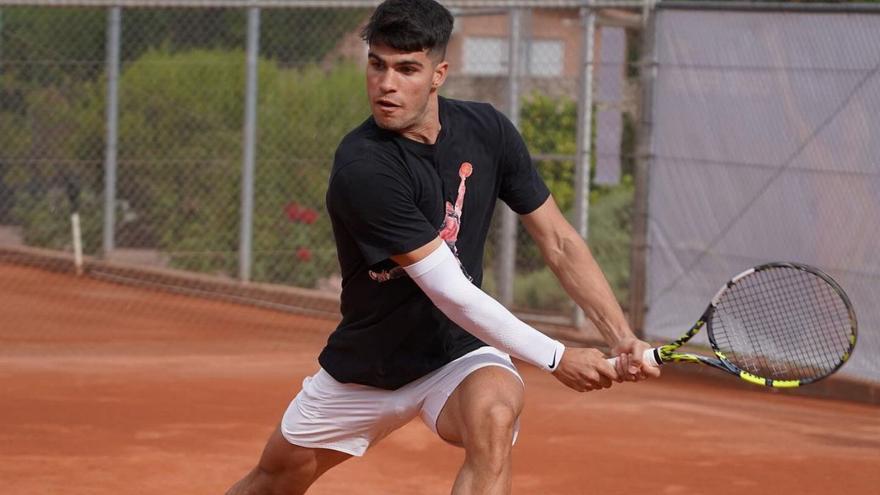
[513,92,635,309]
[1,48,367,287]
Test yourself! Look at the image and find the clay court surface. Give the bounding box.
[2,263,879,494]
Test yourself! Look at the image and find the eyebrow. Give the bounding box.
[368,52,425,68]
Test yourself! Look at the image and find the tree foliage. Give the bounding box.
[0,7,368,84]
[514,92,636,308]
[2,47,368,287]
[519,92,577,214]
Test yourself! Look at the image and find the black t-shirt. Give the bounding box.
[320,96,550,390]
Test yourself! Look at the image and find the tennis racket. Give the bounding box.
[609,263,857,388]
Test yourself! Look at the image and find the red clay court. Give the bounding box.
[2,262,879,494]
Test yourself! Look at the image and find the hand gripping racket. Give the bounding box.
[610,263,857,388]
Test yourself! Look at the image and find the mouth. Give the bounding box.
[376,100,400,109]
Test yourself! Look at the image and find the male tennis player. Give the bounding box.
[227,1,658,493]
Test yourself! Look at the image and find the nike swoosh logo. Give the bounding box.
[548,349,557,369]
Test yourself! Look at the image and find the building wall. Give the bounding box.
[443,9,583,109]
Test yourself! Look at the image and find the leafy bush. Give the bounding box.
[1,78,105,249]
[513,267,568,312]
[519,92,577,213]
[2,48,368,288]
[113,49,368,286]
[513,92,635,308]
[0,7,367,84]
[587,176,635,306]
[508,178,634,311]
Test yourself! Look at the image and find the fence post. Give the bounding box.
[497,7,524,308]
[102,6,121,257]
[239,6,260,282]
[0,9,4,76]
[628,0,657,338]
[572,4,596,328]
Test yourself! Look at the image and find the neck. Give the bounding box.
[400,94,441,145]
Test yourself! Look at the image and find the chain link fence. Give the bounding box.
[5,1,876,390]
[0,1,644,331]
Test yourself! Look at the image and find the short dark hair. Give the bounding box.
[361,0,454,61]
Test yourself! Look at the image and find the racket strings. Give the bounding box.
[720,270,850,379]
[766,272,837,375]
[718,284,823,378]
[710,266,854,381]
[741,270,849,378]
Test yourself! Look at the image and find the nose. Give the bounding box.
[378,69,396,94]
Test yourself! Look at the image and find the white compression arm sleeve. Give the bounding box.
[402,242,565,372]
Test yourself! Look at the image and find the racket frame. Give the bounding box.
[653,262,858,388]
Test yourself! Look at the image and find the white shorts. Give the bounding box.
[280,346,523,457]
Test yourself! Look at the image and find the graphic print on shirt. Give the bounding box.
[438,161,472,256]
[369,162,473,283]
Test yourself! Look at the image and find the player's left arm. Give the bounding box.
[520,196,660,380]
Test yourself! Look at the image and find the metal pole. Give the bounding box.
[628,0,657,337]
[0,9,4,76]
[498,8,523,308]
[642,0,654,28]
[239,6,260,282]
[573,4,596,327]
[102,6,121,256]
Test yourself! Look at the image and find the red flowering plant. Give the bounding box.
[246,167,341,290]
[286,201,318,268]
[286,202,320,225]
[268,199,334,289]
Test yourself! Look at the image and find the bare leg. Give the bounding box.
[226,427,352,495]
[435,366,524,495]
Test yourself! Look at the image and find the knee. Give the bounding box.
[483,403,518,437]
[465,403,518,460]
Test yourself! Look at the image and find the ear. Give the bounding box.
[432,60,449,91]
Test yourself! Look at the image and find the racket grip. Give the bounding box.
[606,348,661,368]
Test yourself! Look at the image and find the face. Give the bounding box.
[366,43,448,134]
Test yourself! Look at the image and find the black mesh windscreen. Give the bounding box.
[710,265,856,382]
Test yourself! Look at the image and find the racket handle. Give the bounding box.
[606,348,661,368]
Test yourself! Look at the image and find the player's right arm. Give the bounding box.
[391,238,619,392]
